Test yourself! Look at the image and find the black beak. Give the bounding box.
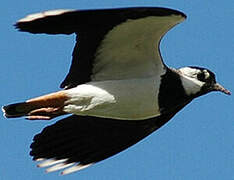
[213,83,231,95]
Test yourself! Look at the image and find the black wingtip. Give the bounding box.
[14,22,20,30]
[14,21,38,33]
[134,6,187,19]
[14,21,30,33]
[180,11,187,19]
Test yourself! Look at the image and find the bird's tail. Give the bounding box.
[2,102,35,118]
[2,91,69,120]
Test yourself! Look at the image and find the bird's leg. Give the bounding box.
[26,107,66,120]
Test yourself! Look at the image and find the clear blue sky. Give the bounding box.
[1,0,233,180]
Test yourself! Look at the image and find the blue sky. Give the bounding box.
[1,0,233,179]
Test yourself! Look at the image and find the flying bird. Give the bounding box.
[2,7,230,175]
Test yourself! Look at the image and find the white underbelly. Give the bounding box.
[63,77,161,120]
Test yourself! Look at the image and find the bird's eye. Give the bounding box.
[197,72,206,82]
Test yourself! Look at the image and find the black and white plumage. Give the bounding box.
[2,7,230,175]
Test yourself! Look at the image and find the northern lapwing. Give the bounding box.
[2,7,230,175]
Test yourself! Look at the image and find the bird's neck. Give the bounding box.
[158,68,191,114]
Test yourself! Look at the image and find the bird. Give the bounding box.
[2,7,231,175]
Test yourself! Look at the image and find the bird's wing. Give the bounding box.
[15,7,186,89]
[30,99,191,175]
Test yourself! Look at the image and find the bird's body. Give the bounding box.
[65,76,161,120]
[2,7,230,175]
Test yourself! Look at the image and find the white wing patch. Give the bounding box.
[37,158,68,168]
[92,15,185,81]
[61,164,93,175]
[18,9,73,23]
[46,162,75,173]
[36,158,93,175]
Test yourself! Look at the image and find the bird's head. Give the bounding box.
[178,66,231,97]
